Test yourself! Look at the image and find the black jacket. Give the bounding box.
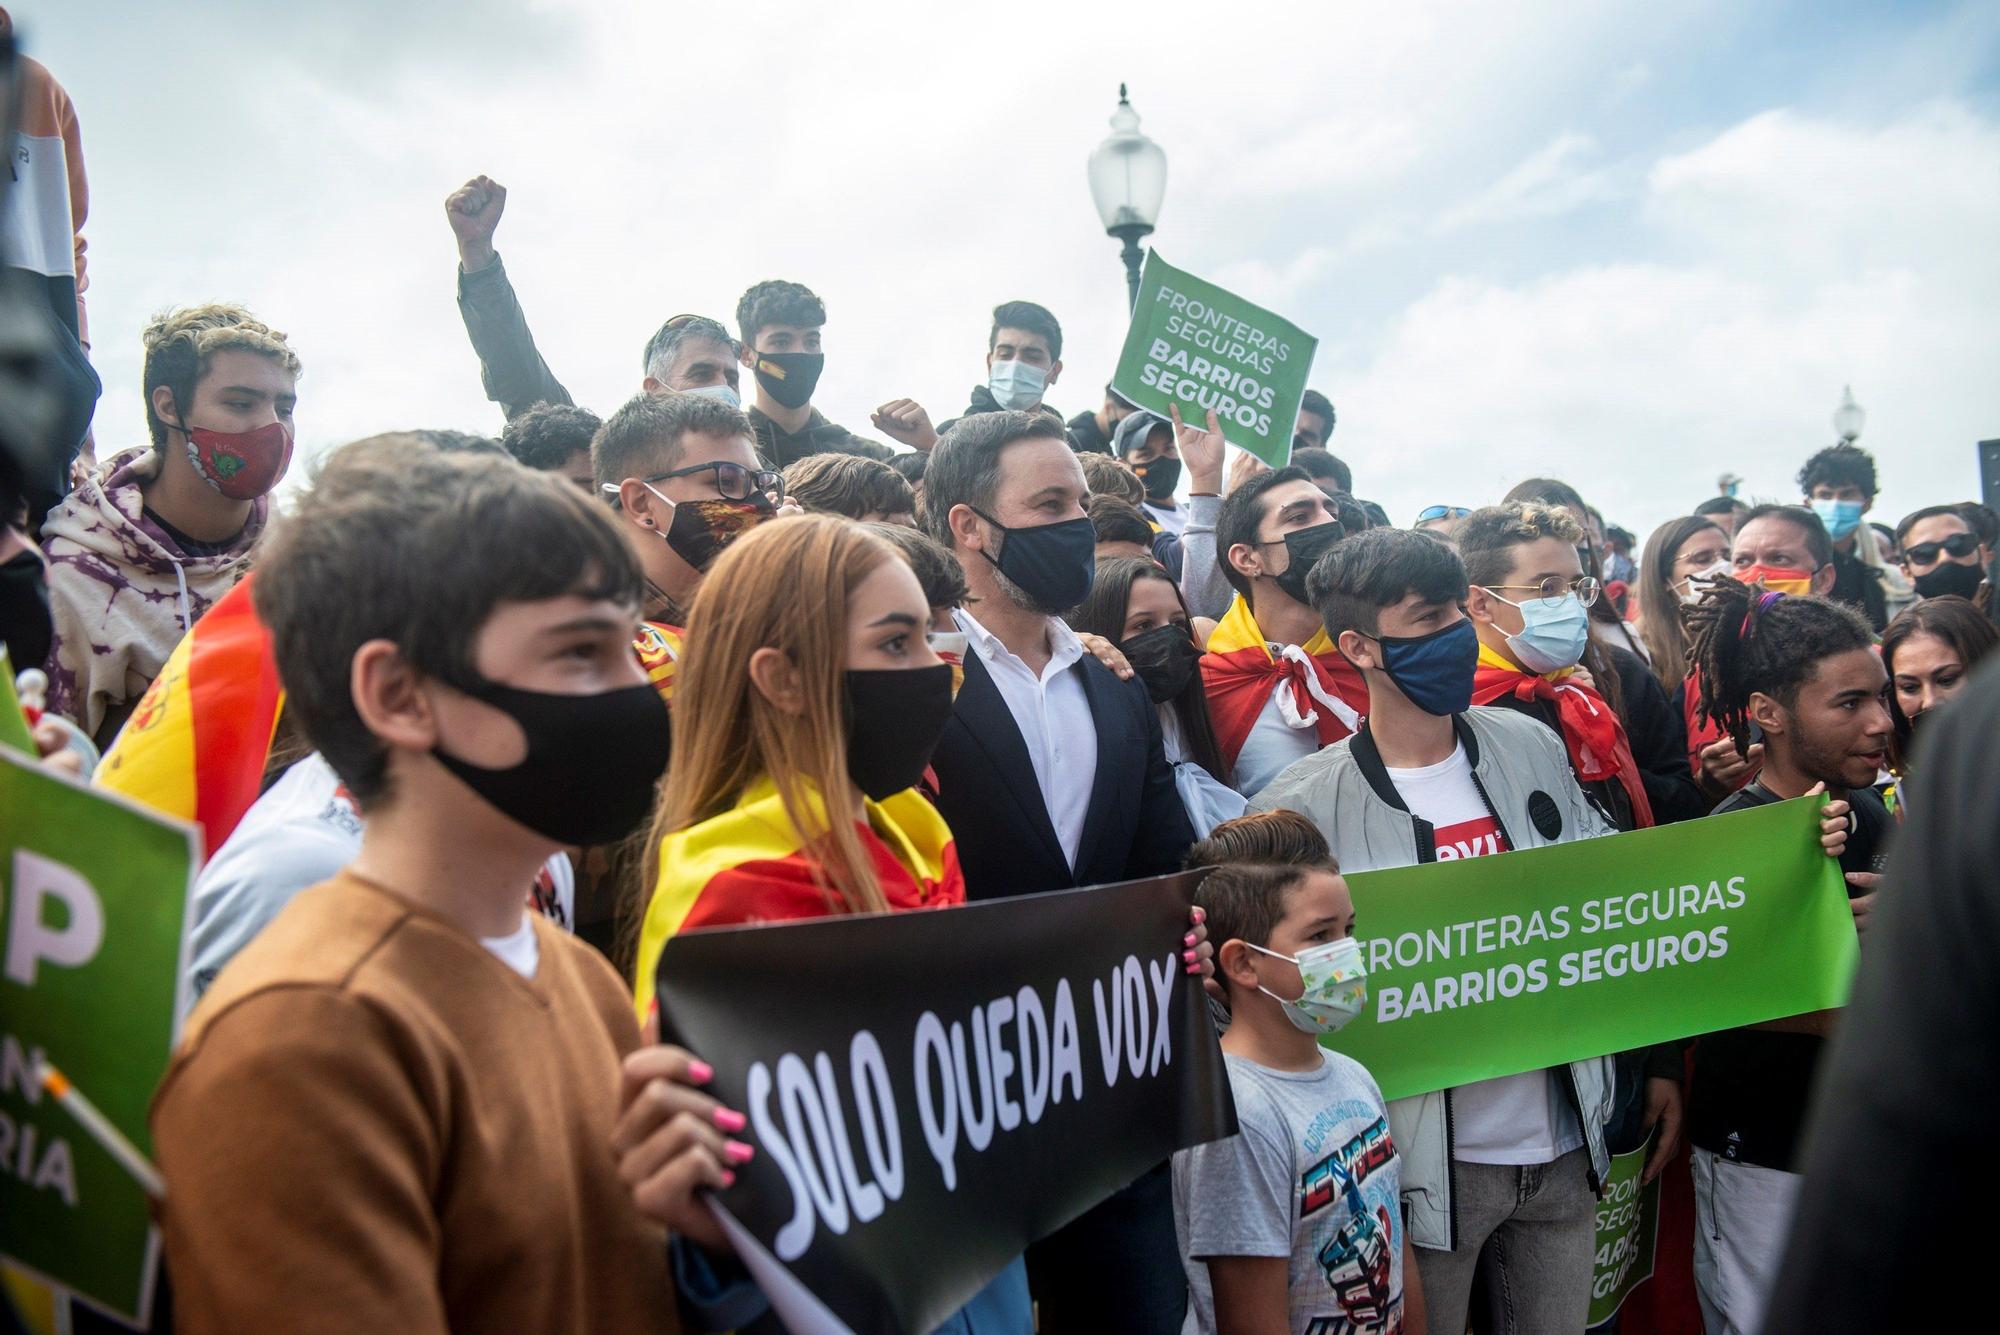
[1065,408,1113,455]
[929,648,1194,899]
[935,385,1073,445]
[1829,545,1889,632]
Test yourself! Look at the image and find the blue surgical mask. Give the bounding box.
[680,383,741,408]
[1367,616,1478,717]
[1485,589,1591,674]
[1811,498,1865,540]
[987,359,1048,411]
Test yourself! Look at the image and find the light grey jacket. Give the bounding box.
[1251,706,1619,1251]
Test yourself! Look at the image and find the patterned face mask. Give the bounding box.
[1246,937,1368,1034]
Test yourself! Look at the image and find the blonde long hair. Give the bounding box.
[641,514,898,921]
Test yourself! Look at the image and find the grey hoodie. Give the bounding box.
[1251,706,1619,1250]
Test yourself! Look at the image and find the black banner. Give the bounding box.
[654,871,1237,1334]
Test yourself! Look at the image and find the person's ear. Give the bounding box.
[1465,585,1500,627]
[1338,628,1380,671]
[150,386,185,439]
[947,502,988,555]
[641,375,664,394]
[1747,690,1786,740]
[1225,541,1264,585]
[983,349,997,373]
[1218,938,1262,993]
[740,342,758,369]
[619,480,674,531]
[1809,563,1838,597]
[350,640,439,753]
[747,647,806,716]
[1045,358,1063,388]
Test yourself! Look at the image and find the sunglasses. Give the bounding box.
[1903,532,1980,566]
[1416,505,1472,524]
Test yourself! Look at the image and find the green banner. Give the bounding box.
[1587,1143,1661,1327]
[1110,251,1318,469]
[0,649,34,756]
[1327,796,1857,1101]
[0,750,200,1326]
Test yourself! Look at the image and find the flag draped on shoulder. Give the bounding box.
[1198,594,1367,778]
[634,776,963,1015]
[94,575,280,854]
[1472,642,1654,827]
[634,620,684,702]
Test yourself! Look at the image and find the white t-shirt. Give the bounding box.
[1174,1050,1407,1333]
[1385,743,1582,1166]
[1233,687,1321,799]
[188,753,573,997]
[480,914,541,979]
[1145,498,1188,537]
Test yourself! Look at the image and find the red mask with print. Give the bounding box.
[1734,563,1815,596]
[183,421,294,499]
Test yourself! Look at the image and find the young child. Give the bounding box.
[149,440,731,1332]
[1175,854,1426,1334]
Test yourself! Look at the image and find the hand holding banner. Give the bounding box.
[1327,796,1859,1100]
[653,871,1235,1334]
[1111,252,1318,469]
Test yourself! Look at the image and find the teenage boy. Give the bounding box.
[1110,410,1185,535]
[1895,504,1990,603]
[147,442,734,1330]
[42,303,300,742]
[1175,858,1425,1334]
[880,301,1073,452]
[1681,581,1887,1335]
[1293,389,1336,453]
[1198,455,1364,797]
[502,401,601,493]
[1250,527,1618,1335]
[1796,442,1911,629]
[735,278,858,465]
[445,175,742,417]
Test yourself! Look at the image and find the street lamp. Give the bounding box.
[1088,84,1167,311]
[1832,385,1865,444]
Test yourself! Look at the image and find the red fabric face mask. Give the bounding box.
[183,420,294,499]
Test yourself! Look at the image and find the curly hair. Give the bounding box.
[735,280,825,346]
[1798,443,1877,500]
[1455,501,1585,589]
[501,403,602,473]
[141,303,302,448]
[1684,577,1875,757]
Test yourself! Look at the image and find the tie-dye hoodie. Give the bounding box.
[41,446,266,741]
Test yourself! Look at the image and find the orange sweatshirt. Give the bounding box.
[150,872,680,1334]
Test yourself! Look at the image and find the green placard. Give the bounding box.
[1327,796,1856,1101]
[1587,1142,1661,1328]
[1110,251,1318,469]
[0,749,200,1326]
[0,648,34,756]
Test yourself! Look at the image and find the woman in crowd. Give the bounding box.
[1879,595,1999,796]
[1067,557,1244,836]
[1636,515,1733,689]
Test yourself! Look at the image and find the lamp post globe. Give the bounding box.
[1088,84,1167,311]
[1833,385,1866,444]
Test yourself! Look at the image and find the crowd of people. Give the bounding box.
[5,154,1999,1335]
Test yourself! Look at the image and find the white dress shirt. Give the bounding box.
[955,605,1099,872]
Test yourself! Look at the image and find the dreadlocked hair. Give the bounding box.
[1682,575,1876,757]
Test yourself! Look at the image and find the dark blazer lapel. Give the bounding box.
[950,652,1068,872]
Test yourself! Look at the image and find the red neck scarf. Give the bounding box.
[1472,645,1654,828]
[1199,596,1369,777]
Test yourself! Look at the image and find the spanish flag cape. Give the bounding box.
[633,775,963,1016]
[95,575,280,854]
[96,587,686,856]
[1472,642,1654,827]
[1198,595,1368,777]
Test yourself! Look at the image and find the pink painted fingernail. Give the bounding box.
[726,1139,756,1164]
[1186,961,1202,975]
[687,1060,714,1084]
[712,1107,746,1133]
[1183,931,1197,947]
[1182,949,1198,965]
[721,1169,737,1189]
[1192,907,1207,924]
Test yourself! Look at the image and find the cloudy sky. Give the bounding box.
[30,0,2000,537]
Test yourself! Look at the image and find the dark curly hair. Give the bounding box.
[735,280,826,346]
[1684,577,1875,757]
[501,402,602,473]
[1797,443,1877,500]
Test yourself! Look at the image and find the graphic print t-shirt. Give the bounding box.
[1175,1051,1406,1334]
[1386,743,1582,1166]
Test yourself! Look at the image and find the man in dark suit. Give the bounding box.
[924,409,1197,1332]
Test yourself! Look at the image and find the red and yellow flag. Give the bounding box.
[1199,595,1368,777]
[633,775,963,1016]
[94,576,281,855]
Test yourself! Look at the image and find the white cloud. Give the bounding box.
[1430,133,1621,234]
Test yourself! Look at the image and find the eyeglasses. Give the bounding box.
[1903,532,1980,566]
[1485,575,1602,608]
[603,461,784,507]
[1416,505,1472,524]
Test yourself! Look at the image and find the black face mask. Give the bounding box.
[433,675,672,847]
[1914,560,1984,602]
[1119,623,1201,703]
[844,664,955,801]
[0,550,53,674]
[1132,455,1181,502]
[970,507,1097,614]
[752,352,824,410]
[1272,521,1345,605]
